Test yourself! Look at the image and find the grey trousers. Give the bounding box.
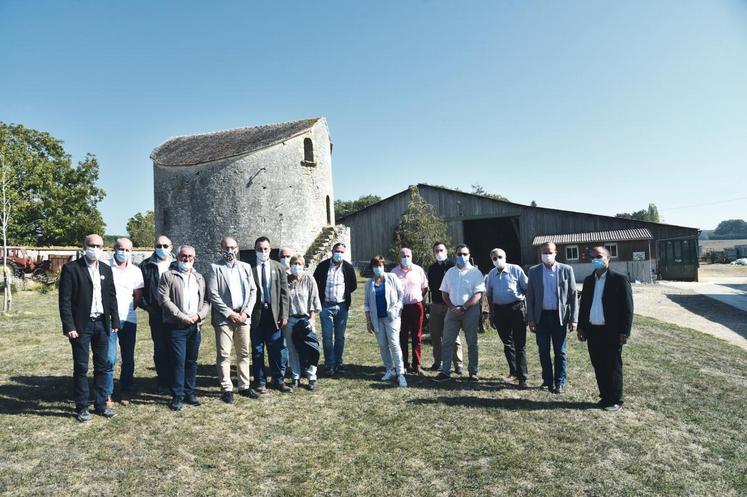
[430,303,463,368]
[371,314,405,375]
[440,305,480,376]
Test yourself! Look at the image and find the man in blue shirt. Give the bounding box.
[486,248,529,388]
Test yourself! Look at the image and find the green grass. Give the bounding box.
[0,281,745,497]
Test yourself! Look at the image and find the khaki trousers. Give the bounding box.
[440,305,480,376]
[215,322,252,392]
[430,303,463,368]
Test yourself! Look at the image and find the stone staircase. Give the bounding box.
[304,225,343,270]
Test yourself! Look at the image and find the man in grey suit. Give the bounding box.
[207,236,258,404]
[250,236,291,393]
[526,242,578,394]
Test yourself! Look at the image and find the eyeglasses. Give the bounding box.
[457,252,469,257]
[156,244,170,248]
[179,255,195,260]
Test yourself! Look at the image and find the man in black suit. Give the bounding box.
[58,234,120,422]
[250,236,290,392]
[577,246,634,412]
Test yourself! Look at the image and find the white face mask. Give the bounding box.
[290,264,304,276]
[280,256,291,268]
[256,251,269,263]
[541,253,556,265]
[85,246,102,261]
[400,257,412,267]
[493,259,506,269]
[177,261,193,272]
[434,250,447,262]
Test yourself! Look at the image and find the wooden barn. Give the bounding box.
[338,184,700,282]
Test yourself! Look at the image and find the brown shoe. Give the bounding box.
[468,373,480,382]
[415,367,426,376]
[119,392,130,406]
[106,396,114,409]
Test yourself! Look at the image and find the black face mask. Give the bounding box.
[222,250,236,262]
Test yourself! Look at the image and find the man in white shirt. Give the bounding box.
[433,244,485,383]
[105,238,144,406]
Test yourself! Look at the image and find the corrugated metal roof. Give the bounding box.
[532,228,653,246]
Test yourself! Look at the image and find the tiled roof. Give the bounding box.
[532,228,653,246]
[150,117,321,166]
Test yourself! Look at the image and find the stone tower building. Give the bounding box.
[150,117,349,271]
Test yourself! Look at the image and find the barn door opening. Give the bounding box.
[462,216,521,274]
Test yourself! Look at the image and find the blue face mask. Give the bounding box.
[333,252,344,263]
[372,266,385,277]
[155,247,169,259]
[114,249,130,263]
[591,258,606,270]
[456,254,469,266]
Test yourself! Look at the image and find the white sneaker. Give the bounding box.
[397,374,408,387]
[381,370,396,381]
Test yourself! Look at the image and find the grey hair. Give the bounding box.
[178,245,195,255]
[115,237,133,249]
[290,254,305,265]
[490,248,506,258]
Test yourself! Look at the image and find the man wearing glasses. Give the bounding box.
[59,234,120,421]
[433,244,485,383]
[158,245,209,411]
[140,234,175,393]
[313,242,357,376]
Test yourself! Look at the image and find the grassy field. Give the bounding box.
[0,281,745,497]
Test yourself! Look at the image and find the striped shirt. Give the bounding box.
[289,274,322,317]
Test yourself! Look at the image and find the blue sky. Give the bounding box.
[1,0,746,234]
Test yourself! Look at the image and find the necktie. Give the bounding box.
[262,263,270,304]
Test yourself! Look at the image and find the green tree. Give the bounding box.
[471,182,509,202]
[391,186,451,266]
[126,210,156,247]
[334,194,381,219]
[615,203,660,223]
[712,219,747,239]
[0,122,106,246]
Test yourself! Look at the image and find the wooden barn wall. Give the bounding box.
[341,185,699,266]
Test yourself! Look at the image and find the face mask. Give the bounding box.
[280,256,291,269]
[456,254,469,266]
[155,247,169,260]
[592,258,606,270]
[85,247,101,261]
[222,249,237,262]
[372,266,385,277]
[493,259,506,270]
[177,261,193,272]
[290,264,304,276]
[114,250,130,263]
[332,252,344,263]
[256,251,269,263]
[541,253,556,265]
[400,257,412,267]
[434,251,447,262]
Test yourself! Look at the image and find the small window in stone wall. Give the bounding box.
[566,245,579,261]
[303,138,315,166]
[604,243,618,258]
[326,195,331,225]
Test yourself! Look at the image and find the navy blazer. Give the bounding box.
[59,257,120,335]
[578,269,634,337]
[250,259,289,328]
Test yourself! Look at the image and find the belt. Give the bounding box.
[495,300,523,307]
[89,314,103,322]
[261,302,271,310]
[290,314,308,319]
[324,301,344,306]
[541,309,558,313]
[232,308,243,313]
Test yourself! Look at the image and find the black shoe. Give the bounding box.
[94,407,117,418]
[169,398,183,411]
[468,373,480,382]
[251,383,267,394]
[75,408,92,422]
[289,379,300,390]
[307,380,316,391]
[429,362,441,371]
[432,373,452,383]
[454,365,464,375]
[184,395,201,406]
[238,388,260,399]
[335,365,347,375]
[273,383,292,393]
[518,379,528,389]
[554,384,565,394]
[220,391,234,404]
[541,383,554,392]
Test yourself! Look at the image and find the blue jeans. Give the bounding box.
[167,324,201,399]
[69,319,109,411]
[535,310,568,387]
[320,302,349,369]
[105,321,137,397]
[250,308,287,386]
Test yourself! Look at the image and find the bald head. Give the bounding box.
[84,234,103,249]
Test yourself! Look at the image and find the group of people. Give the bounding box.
[58,233,633,422]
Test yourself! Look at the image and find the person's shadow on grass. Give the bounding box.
[407,396,598,410]
[0,375,73,417]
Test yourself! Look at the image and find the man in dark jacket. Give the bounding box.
[59,234,120,422]
[313,242,357,375]
[139,234,174,393]
[578,246,634,412]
